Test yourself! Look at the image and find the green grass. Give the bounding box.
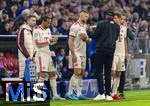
[0,99,50,106]
[50,90,150,106]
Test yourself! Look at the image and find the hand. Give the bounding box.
[125,53,129,60]
[50,37,58,42]
[71,53,77,63]
[125,54,132,61]
[87,38,92,43]
[49,37,58,45]
[28,56,35,63]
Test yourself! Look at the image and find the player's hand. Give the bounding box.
[125,54,132,61]
[125,53,129,60]
[87,38,92,43]
[28,57,35,63]
[50,37,58,42]
[71,53,77,63]
[49,37,58,45]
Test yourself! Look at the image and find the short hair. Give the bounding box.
[106,9,115,16]
[80,10,89,14]
[27,15,36,20]
[114,11,122,18]
[121,13,126,17]
[41,16,51,21]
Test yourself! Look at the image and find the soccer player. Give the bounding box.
[111,13,128,100]
[66,10,91,100]
[33,16,65,100]
[17,15,36,79]
[118,28,135,99]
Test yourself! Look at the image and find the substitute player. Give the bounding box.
[66,10,92,100]
[33,16,65,100]
[111,13,128,100]
[17,15,36,79]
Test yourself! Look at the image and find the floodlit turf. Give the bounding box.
[0,99,50,106]
[50,90,150,106]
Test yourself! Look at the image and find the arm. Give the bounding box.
[124,38,128,59]
[35,39,49,47]
[68,36,77,63]
[68,25,77,55]
[49,37,58,45]
[80,33,92,43]
[127,28,135,40]
[68,36,75,55]
[33,29,49,47]
[17,28,30,58]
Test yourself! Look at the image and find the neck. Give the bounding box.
[41,23,46,29]
[78,19,84,25]
[106,16,114,21]
[28,24,33,30]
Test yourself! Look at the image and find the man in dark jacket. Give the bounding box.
[93,9,120,101]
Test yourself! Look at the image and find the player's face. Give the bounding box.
[120,16,126,25]
[44,19,51,28]
[81,13,89,23]
[28,17,36,28]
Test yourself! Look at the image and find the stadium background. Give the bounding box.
[0,0,149,106]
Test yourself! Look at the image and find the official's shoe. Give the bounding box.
[119,93,126,99]
[93,94,105,100]
[106,95,113,101]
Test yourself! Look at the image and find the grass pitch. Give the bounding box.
[0,99,50,106]
[50,90,150,106]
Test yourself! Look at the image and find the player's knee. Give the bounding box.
[73,72,80,77]
[49,72,56,78]
[111,70,115,76]
[80,70,85,77]
[73,68,82,76]
[114,71,121,78]
[39,72,45,78]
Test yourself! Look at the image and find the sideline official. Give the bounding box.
[93,9,120,101]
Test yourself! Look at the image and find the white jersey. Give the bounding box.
[114,25,127,56]
[33,25,51,54]
[69,21,87,57]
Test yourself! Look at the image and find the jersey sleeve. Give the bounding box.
[17,28,30,58]
[69,25,78,37]
[33,29,40,41]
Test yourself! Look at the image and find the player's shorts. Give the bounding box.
[35,52,56,73]
[69,55,86,70]
[112,55,125,71]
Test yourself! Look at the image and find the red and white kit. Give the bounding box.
[69,21,87,70]
[33,25,56,73]
[112,25,127,71]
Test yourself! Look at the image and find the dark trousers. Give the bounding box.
[118,59,127,94]
[94,51,114,95]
